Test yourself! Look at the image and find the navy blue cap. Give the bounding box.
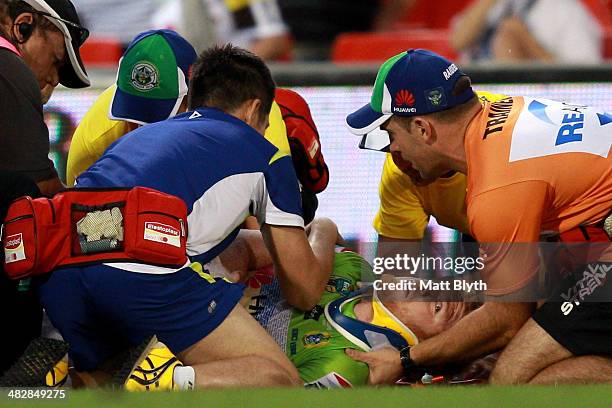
[346,49,475,150]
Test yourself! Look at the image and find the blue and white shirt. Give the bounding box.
[77,107,303,272]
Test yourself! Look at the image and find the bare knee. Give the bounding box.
[490,318,572,385]
[490,360,525,385]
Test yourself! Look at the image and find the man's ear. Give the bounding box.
[12,13,35,43]
[243,99,263,128]
[413,117,436,145]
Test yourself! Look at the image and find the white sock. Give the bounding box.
[173,365,195,390]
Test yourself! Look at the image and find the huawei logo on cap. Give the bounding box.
[395,90,415,107]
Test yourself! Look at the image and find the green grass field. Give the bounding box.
[2,385,612,408]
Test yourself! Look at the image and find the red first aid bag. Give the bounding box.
[2,187,188,280]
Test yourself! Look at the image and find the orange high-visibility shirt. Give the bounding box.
[465,96,611,295]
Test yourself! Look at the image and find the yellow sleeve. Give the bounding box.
[264,101,290,165]
[373,154,428,239]
[66,86,130,186]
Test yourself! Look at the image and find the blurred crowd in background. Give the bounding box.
[72,0,612,66]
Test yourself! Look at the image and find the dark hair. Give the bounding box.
[188,44,275,119]
[0,0,58,44]
[0,0,14,41]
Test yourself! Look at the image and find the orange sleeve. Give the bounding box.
[468,181,552,295]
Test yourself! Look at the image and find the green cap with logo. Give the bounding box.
[109,29,197,125]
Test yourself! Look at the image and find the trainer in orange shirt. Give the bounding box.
[345,49,611,385]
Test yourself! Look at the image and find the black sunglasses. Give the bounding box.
[35,11,89,46]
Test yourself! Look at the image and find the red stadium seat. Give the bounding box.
[80,37,123,68]
[580,0,612,58]
[605,28,612,59]
[331,30,458,63]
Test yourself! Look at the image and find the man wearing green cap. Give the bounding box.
[344,49,612,385]
[66,29,197,186]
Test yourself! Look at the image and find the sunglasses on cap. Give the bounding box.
[359,127,391,153]
[34,10,89,46]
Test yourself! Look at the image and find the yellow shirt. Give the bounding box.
[66,84,290,186]
[373,90,507,239]
[66,85,130,186]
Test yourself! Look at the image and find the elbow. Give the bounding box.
[286,291,319,311]
[498,303,534,347]
[280,259,328,311]
[284,275,326,311]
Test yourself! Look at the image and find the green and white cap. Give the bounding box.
[109,29,197,125]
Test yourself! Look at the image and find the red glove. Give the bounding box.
[275,88,329,194]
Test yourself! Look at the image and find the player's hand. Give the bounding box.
[345,348,403,385]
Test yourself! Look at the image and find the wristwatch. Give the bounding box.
[399,346,425,379]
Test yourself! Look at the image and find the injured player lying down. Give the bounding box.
[227,219,482,387]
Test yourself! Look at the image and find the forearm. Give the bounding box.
[262,224,330,311]
[412,302,534,367]
[278,262,326,311]
[451,0,499,51]
[277,219,337,310]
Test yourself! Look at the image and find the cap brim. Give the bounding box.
[109,86,184,125]
[346,103,391,135]
[359,128,391,152]
[58,33,89,88]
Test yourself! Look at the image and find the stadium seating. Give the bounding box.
[331,0,465,63]
[581,0,612,58]
[331,29,458,63]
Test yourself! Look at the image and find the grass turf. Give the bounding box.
[2,385,612,408]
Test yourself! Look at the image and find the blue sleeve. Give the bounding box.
[263,155,304,227]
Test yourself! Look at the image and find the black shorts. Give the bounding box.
[533,261,612,356]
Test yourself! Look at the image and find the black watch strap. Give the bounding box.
[399,346,425,379]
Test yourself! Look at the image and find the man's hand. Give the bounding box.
[345,348,403,385]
